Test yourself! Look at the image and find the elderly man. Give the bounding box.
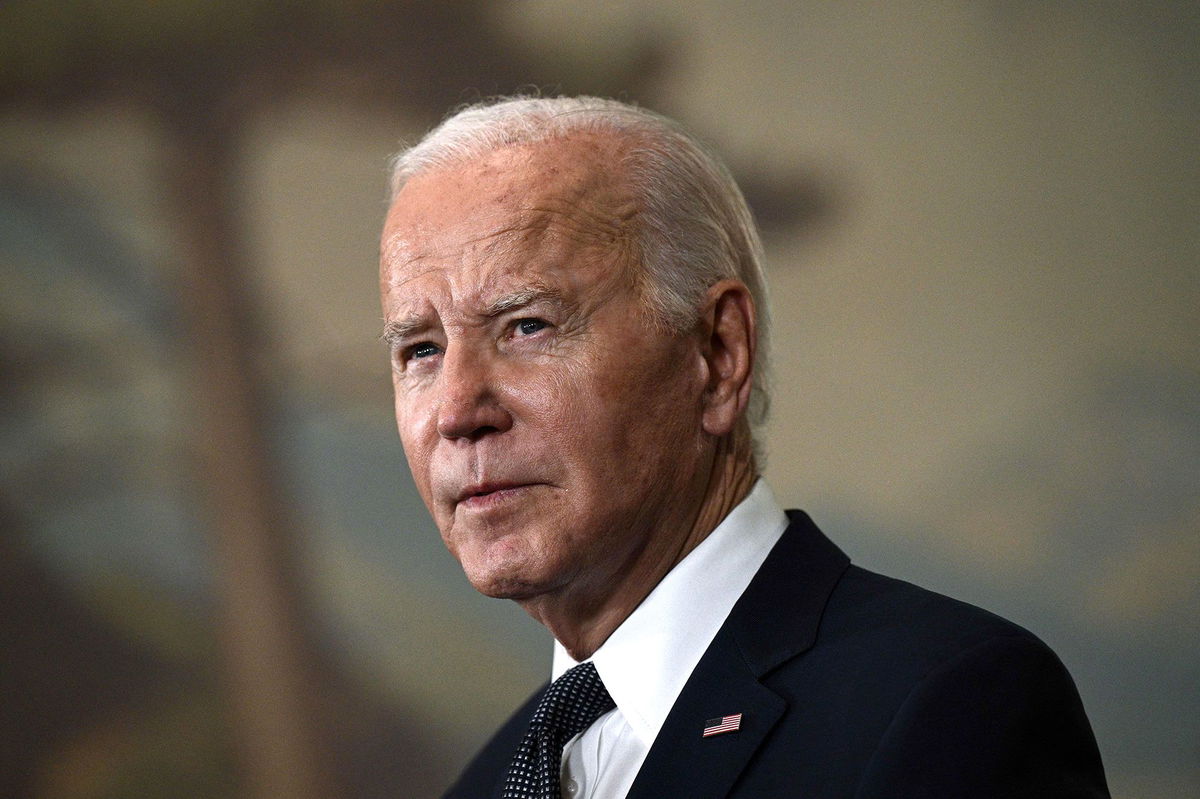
[379,96,1108,799]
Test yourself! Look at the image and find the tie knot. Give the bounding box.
[529,661,615,744]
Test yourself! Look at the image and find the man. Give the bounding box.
[379,96,1109,798]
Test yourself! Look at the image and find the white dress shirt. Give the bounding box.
[551,480,788,799]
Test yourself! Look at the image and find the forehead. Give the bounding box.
[380,135,640,297]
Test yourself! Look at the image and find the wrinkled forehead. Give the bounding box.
[381,135,641,277]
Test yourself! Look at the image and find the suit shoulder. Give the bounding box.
[738,546,1108,796]
[817,563,1056,677]
[825,569,1110,798]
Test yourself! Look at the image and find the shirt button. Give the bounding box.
[565,777,580,796]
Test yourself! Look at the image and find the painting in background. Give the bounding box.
[1,2,1196,797]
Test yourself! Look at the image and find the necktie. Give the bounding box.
[501,661,615,799]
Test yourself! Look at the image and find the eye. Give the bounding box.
[409,342,441,360]
[515,318,548,336]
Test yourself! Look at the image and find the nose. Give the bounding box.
[435,345,513,441]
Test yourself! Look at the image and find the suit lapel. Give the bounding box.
[626,511,850,798]
[625,626,784,799]
[730,510,851,675]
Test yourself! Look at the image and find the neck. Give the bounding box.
[524,423,758,661]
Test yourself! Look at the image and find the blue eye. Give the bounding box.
[410,342,440,359]
[516,318,548,336]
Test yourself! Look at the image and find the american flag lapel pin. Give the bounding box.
[702,713,743,737]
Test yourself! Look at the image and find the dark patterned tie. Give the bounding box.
[501,661,616,799]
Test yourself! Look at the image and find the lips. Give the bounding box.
[455,482,538,509]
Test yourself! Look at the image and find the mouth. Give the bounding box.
[455,482,539,510]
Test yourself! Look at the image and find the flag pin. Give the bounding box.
[702,713,743,737]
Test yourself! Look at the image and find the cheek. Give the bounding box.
[566,355,703,468]
[393,389,438,491]
[503,360,580,433]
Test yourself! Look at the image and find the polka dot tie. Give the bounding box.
[501,661,615,799]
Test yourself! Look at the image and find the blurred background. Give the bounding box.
[1,1,1196,797]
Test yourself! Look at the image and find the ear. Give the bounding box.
[698,279,756,437]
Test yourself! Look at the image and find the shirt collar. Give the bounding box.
[552,479,788,746]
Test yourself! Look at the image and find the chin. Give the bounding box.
[464,566,549,601]
[471,578,540,601]
[458,541,563,601]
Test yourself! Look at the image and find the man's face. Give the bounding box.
[380,136,713,603]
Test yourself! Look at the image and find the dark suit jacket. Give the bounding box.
[445,511,1110,798]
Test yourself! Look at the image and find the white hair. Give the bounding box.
[389,95,772,441]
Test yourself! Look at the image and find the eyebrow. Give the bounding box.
[483,285,566,317]
[380,285,568,347]
[381,317,427,348]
